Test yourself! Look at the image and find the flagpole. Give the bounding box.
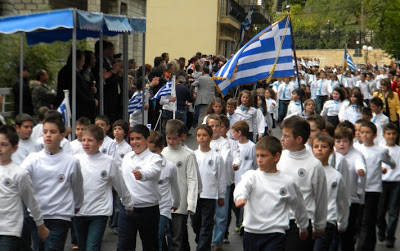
[286,5,303,111]
[172,75,176,120]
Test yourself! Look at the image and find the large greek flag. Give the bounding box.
[342,48,356,72]
[213,15,294,97]
[152,80,172,100]
[128,92,142,114]
[240,4,254,47]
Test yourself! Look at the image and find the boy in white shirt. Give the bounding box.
[357,121,395,250]
[118,124,162,250]
[226,98,240,139]
[161,120,198,251]
[148,131,180,251]
[0,125,49,250]
[312,134,349,250]
[31,106,49,141]
[286,89,303,117]
[377,123,400,248]
[21,112,84,250]
[370,97,390,129]
[277,116,328,250]
[69,116,91,155]
[95,115,116,158]
[234,136,309,250]
[73,125,134,250]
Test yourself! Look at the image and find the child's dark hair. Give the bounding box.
[220,115,230,129]
[281,116,310,144]
[383,122,398,133]
[205,97,226,116]
[95,115,110,125]
[232,121,249,136]
[370,97,384,109]
[325,122,335,137]
[149,131,164,149]
[334,127,354,141]
[76,116,91,127]
[306,115,326,131]
[256,136,282,155]
[0,125,19,147]
[337,121,355,135]
[83,125,104,142]
[129,124,150,139]
[37,106,50,121]
[196,124,213,137]
[237,90,254,108]
[166,119,186,136]
[15,113,34,127]
[360,121,377,135]
[312,134,334,149]
[43,112,66,133]
[256,93,267,116]
[350,89,364,112]
[112,119,129,136]
[332,87,345,101]
[265,88,277,100]
[362,107,372,117]
[293,88,305,102]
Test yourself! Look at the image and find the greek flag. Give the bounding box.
[213,15,294,97]
[152,80,172,100]
[128,92,142,114]
[240,4,254,47]
[57,90,71,128]
[341,48,356,72]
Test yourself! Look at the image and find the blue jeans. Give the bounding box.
[29,218,70,251]
[377,181,400,241]
[117,204,160,251]
[74,216,108,251]
[314,222,336,251]
[158,216,171,251]
[212,186,230,245]
[191,198,216,250]
[243,232,285,251]
[278,100,290,123]
[0,235,20,251]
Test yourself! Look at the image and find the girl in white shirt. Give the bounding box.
[321,88,345,127]
[286,89,303,117]
[265,88,277,128]
[256,93,272,136]
[341,90,365,125]
[201,97,226,124]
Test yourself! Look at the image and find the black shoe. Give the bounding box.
[385,239,395,248]
[378,233,385,242]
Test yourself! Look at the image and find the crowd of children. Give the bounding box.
[2,67,400,251]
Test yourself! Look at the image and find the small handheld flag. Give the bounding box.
[152,81,172,100]
[128,92,142,114]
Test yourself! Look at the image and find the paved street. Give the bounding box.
[64,127,400,250]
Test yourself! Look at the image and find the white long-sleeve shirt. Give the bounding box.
[121,147,162,208]
[277,148,327,232]
[277,82,295,101]
[70,139,84,155]
[36,137,72,154]
[210,136,230,186]
[329,151,351,204]
[321,100,342,117]
[372,113,389,129]
[100,136,116,158]
[235,140,257,185]
[323,165,349,231]
[235,106,261,133]
[159,156,181,219]
[234,169,309,234]
[358,144,395,192]
[266,98,278,120]
[162,145,198,215]
[224,137,241,186]
[286,101,302,117]
[114,140,132,169]
[315,79,329,96]
[195,149,226,199]
[341,105,363,124]
[227,112,240,139]
[21,149,84,221]
[75,152,134,216]
[31,123,43,141]
[356,81,372,100]
[0,162,44,237]
[382,144,400,182]
[11,138,41,165]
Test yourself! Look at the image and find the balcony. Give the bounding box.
[219,0,245,31]
[239,0,271,25]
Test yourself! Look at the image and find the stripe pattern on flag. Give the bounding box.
[128,92,142,114]
[57,94,71,128]
[240,4,254,47]
[152,81,172,100]
[213,15,294,96]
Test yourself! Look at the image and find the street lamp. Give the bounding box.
[362,45,373,69]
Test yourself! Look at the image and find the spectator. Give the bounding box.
[12,65,33,115]
[192,66,216,126]
[30,69,56,114]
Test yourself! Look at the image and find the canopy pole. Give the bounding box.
[71,8,77,140]
[19,33,24,115]
[142,33,146,125]
[99,32,104,115]
[122,32,129,122]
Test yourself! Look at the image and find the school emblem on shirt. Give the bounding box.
[279,187,287,196]
[215,147,220,153]
[176,161,183,168]
[101,170,107,178]
[298,168,306,177]
[3,178,12,187]
[208,160,214,166]
[245,156,249,161]
[57,174,65,182]
[102,149,107,154]
[120,153,125,159]
[331,182,338,189]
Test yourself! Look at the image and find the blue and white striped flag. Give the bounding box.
[128,92,142,114]
[57,90,71,128]
[213,15,294,97]
[152,80,172,100]
[240,4,254,47]
[344,49,356,72]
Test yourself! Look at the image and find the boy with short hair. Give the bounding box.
[31,106,49,141]
[305,115,326,153]
[0,125,49,250]
[70,116,91,155]
[226,98,239,139]
[312,134,349,250]
[286,89,303,117]
[161,119,198,250]
[370,97,389,129]
[74,124,134,250]
[21,113,84,250]
[118,124,163,250]
[95,115,116,158]
[277,116,328,250]
[362,107,385,145]
[377,123,400,248]
[357,121,395,250]
[148,131,180,251]
[234,136,309,251]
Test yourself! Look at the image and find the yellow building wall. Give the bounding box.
[146,0,218,65]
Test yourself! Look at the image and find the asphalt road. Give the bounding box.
[63,127,400,250]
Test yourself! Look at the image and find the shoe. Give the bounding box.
[385,239,395,248]
[223,238,230,244]
[211,244,223,251]
[112,228,118,235]
[234,226,240,233]
[72,246,79,250]
[239,225,244,236]
[378,233,385,242]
